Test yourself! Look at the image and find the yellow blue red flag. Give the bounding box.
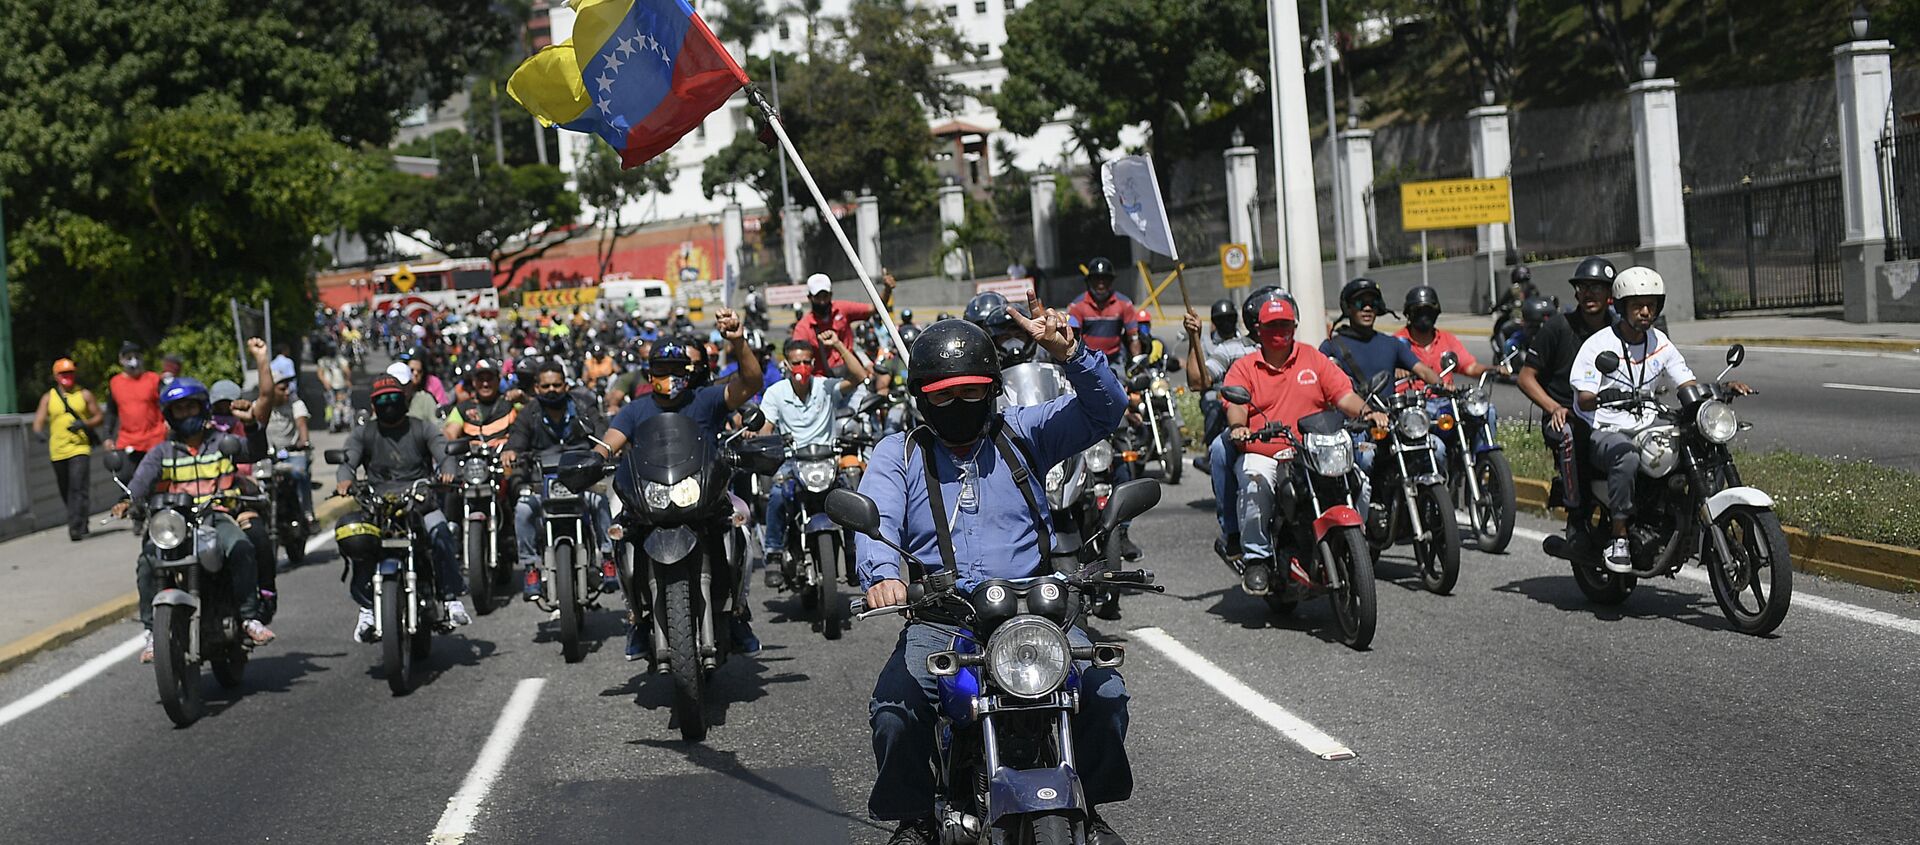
[509,0,750,168]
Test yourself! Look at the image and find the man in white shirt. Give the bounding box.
[1569,267,1750,573]
[761,331,868,586]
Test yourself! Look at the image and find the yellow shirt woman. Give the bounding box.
[42,384,97,462]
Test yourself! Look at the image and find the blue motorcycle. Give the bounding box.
[1435,351,1516,553]
[831,480,1163,844]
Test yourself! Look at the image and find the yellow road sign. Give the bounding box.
[1220,244,1251,289]
[520,287,602,309]
[392,265,417,292]
[1400,177,1512,231]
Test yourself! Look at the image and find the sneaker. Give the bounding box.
[763,551,786,589]
[354,607,379,643]
[1088,808,1129,845]
[446,599,472,626]
[600,558,620,593]
[139,630,154,664]
[624,618,649,662]
[258,590,277,625]
[885,818,937,845]
[243,619,276,646]
[1093,590,1122,621]
[1213,534,1242,564]
[1192,455,1210,475]
[730,616,762,657]
[1116,525,1142,562]
[522,567,544,601]
[1604,538,1634,574]
[1241,560,1272,596]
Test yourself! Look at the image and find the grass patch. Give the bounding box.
[1495,423,1920,549]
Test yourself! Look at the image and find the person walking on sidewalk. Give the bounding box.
[104,341,166,504]
[32,358,105,541]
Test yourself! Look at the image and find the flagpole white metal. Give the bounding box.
[747,87,908,365]
[1271,0,1328,344]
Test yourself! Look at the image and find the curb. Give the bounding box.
[1511,475,1920,593]
[1706,336,1920,354]
[0,592,139,675]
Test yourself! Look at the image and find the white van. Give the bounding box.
[599,278,674,320]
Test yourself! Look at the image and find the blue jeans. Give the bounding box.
[285,452,313,516]
[514,490,611,567]
[765,463,797,558]
[346,508,464,606]
[1209,433,1238,538]
[868,622,1132,821]
[1428,398,1496,469]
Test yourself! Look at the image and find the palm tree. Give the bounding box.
[779,0,825,62]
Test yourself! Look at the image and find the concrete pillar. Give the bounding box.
[1628,77,1696,321]
[781,203,805,284]
[722,202,744,288]
[1029,171,1058,273]
[1223,144,1259,250]
[1468,104,1511,314]
[855,191,881,278]
[1338,128,1375,277]
[1835,38,1897,323]
[938,182,967,279]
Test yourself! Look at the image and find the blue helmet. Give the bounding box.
[160,377,211,437]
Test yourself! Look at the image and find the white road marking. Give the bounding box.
[1680,344,1920,361]
[1129,626,1356,761]
[1510,527,1920,636]
[305,530,330,556]
[1820,382,1920,396]
[430,678,547,845]
[0,634,146,729]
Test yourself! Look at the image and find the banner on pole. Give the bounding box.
[1101,155,1179,260]
[1220,244,1252,289]
[973,277,1035,299]
[1399,177,1512,231]
[764,283,811,307]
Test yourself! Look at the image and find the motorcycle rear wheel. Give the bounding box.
[1157,415,1184,485]
[1705,505,1793,636]
[380,578,416,696]
[211,648,247,689]
[280,525,307,569]
[1324,526,1377,650]
[467,518,493,616]
[153,604,205,727]
[813,532,844,641]
[1413,484,1462,595]
[555,541,585,663]
[1570,560,1636,604]
[662,574,708,742]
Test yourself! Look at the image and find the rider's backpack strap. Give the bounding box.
[906,427,950,582]
[988,420,1054,562]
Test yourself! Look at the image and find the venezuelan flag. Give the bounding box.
[509,0,750,168]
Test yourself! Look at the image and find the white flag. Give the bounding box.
[1101,154,1179,261]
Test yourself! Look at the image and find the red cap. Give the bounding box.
[1257,299,1298,325]
[370,375,405,399]
[919,374,995,393]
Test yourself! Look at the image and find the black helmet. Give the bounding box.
[1242,285,1295,332]
[1339,277,1389,314]
[896,324,922,348]
[1209,298,1239,336]
[1520,297,1557,327]
[1569,257,1616,285]
[963,291,1009,328]
[907,319,1002,444]
[1404,285,1442,330]
[1510,265,1533,285]
[333,514,382,563]
[899,308,915,323]
[1083,256,1116,280]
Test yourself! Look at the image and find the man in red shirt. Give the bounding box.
[1393,285,1504,467]
[1064,256,1140,360]
[791,271,895,372]
[105,341,166,494]
[1224,298,1382,595]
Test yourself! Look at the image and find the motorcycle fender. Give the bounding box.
[376,558,403,577]
[987,765,1083,824]
[1705,487,1774,521]
[803,512,838,535]
[1412,472,1446,487]
[1312,505,1363,541]
[643,525,699,564]
[152,588,199,611]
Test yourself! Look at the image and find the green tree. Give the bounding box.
[377,131,581,282]
[576,143,677,280]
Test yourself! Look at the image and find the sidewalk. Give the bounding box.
[1403,313,1920,353]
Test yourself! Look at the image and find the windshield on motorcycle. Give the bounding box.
[620,413,707,489]
[1002,362,1071,408]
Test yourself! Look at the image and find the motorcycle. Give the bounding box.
[1126,353,1185,485]
[613,408,783,741]
[1220,388,1379,648]
[253,445,312,570]
[524,449,613,663]
[836,478,1165,845]
[1542,344,1792,635]
[325,449,455,695]
[1362,369,1464,595]
[108,439,260,727]
[446,439,514,615]
[1435,350,1518,553]
[773,442,853,640]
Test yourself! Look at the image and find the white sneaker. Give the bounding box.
[354,607,379,643]
[1604,538,1634,574]
[139,630,154,664]
[243,619,276,646]
[446,599,472,626]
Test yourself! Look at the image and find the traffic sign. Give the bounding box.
[1219,244,1251,289]
[392,265,417,292]
[1400,177,1511,231]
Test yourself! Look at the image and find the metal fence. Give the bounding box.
[1510,150,1638,261]
[1878,127,1920,261]
[1367,170,1477,267]
[1161,192,1231,268]
[1684,171,1844,314]
[878,217,943,281]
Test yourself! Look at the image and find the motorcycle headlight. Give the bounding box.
[668,476,702,508]
[462,459,491,486]
[643,481,672,510]
[1083,440,1114,474]
[1149,377,1170,393]
[252,460,274,481]
[147,509,189,551]
[1696,400,1738,444]
[1306,432,1354,477]
[1045,463,1066,496]
[985,616,1071,699]
[798,460,836,493]
[1395,407,1431,441]
[1462,389,1489,419]
[1634,426,1680,478]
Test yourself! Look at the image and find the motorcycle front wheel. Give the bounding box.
[1323,526,1377,650]
[1413,484,1462,595]
[1705,505,1793,636]
[662,573,708,742]
[1157,414,1184,485]
[813,532,845,641]
[1010,811,1080,845]
[1454,451,1516,554]
[466,517,493,616]
[380,578,416,696]
[153,604,205,727]
[555,540,585,663]
[280,524,307,569]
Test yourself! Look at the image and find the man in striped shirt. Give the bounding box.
[1065,256,1141,362]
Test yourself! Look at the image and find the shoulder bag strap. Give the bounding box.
[988,420,1053,563]
[906,427,948,581]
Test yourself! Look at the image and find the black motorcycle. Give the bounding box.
[253,444,312,570]
[526,449,613,663]
[1126,353,1184,485]
[1436,350,1517,553]
[837,479,1164,844]
[1542,345,1792,635]
[773,442,853,640]
[447,440,513,615]
[1362,372,1464,595]
[613,409,782,741]
[326,450,455,696]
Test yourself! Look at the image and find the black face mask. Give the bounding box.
[536,390,571,409]
[373,399,408,426]
[915,395,995,445]
[1408,309,1439,331]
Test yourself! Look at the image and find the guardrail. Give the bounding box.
[0,414,127,542]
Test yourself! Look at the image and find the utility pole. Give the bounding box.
[0,192,14,413]
[1319,0,1348,281]
[1269,0,1327,343]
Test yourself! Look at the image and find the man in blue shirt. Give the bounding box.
[1319,278,1443,496]
[857,308,1133,845]
[761,331,868,586]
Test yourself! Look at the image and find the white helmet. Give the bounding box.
[1612,266,1666,300]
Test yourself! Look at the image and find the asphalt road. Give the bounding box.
[3,478,1920,844]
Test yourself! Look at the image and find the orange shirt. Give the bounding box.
[1394,328,1478,389]
[1222,344,1353,459]
[108,370,166,452]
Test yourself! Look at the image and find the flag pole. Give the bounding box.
[746,87,907,366]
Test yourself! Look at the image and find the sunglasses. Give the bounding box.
[925,384,993,406]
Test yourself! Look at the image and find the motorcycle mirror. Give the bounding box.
[825,488,882,538]
[445,440,470,457]
[1102,478,1162,533]
[323,448,348,466]
[216,434,246,459]
[1595,351,1621,375]
[739,402,766,431]
[1440,351,1459,371]
[1366,370,1393,397]
[101,449,124,473]
[1220,386,1252,406]
[1725,343,1745,369]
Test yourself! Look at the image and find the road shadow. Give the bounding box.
[530,604,622,659]
[624,744,890,838]
[599,643,811,736]
[1183,496,1217,512]
[1492,574,1746,634]
[1199,583,1353,647]
[360,634,500,690]
[192,649,348,720]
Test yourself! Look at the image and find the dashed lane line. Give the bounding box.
[430,678,547,845]
[1129,626,1357,761]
